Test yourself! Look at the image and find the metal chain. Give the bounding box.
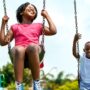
[74,0,80,87]
[74,0,79,55]
[3,0,7,15]
[41,0,46,46]
[3,0,11,53]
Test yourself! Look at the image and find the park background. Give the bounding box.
[0,0,90,89]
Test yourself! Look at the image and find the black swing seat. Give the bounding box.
[8,45,45,68]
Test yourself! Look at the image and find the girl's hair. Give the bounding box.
[16,2,38,23]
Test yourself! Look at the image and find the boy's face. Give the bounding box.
[84,42,90,58]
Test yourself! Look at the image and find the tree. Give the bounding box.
[0,63,33,87]
[0,63,14,86]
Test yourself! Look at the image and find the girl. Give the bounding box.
[0,2,57,90]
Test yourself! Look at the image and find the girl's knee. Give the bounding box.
[26,44,39,53]
[11,46,25,59]
[12,46,25,53]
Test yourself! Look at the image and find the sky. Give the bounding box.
[0,0,90,79]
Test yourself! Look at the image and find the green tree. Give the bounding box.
[23,68,32,87]
[44,71,76,90]
[0,63,14,86]
[0,63,33,87]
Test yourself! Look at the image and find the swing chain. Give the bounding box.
[43,0,45,10]
[3,0,11,52]
[74,0,78,34]
[3,0,7,16]
[74,0,80,87]
[74,0,80,59]
[41,0,46,46]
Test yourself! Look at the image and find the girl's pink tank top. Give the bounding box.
[11,23,42,47]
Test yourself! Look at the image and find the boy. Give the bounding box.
[72,33,90,90]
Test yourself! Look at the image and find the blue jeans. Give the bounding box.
[80,80,90,90]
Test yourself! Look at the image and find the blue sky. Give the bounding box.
[0,0,90,78]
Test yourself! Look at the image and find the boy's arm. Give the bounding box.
[0,16,13,46]
[72,33,80,59]
[41,10,57,35]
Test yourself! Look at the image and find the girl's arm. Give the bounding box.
[72,33,81,59]
[41,10,57,35]
[0,16,13,46]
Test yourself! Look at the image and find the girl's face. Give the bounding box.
[84,42,90,58]
[22,4,37,21]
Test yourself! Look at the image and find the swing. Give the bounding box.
[2,0,46,68]
[74,0,80,87]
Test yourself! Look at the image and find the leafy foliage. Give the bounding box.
[0,63,79,89]
[0,63,14,86]
[0,63,32,87]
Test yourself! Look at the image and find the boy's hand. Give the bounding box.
[74,33,81,42]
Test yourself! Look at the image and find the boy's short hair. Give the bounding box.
[85,41,90,45]
[84,41,90,49]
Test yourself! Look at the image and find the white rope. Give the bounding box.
[41,0,46,46]
[3,0,11,52]
[74,0,80,87]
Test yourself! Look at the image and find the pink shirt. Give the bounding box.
[11,23,43,47]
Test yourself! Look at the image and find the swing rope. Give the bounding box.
[39,0,46,65]
[3,0,12,57]
[41,0,46,47]
[74,0,80,87]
